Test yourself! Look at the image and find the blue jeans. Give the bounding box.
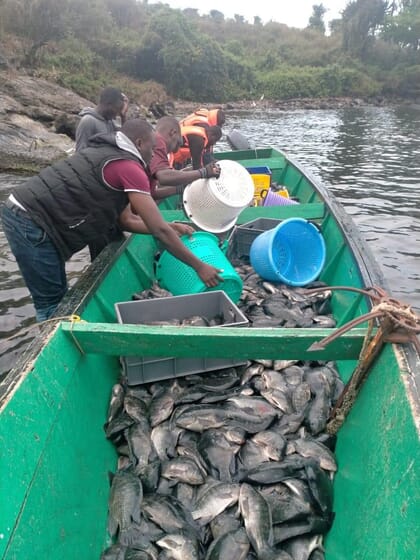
[1,202,67,322]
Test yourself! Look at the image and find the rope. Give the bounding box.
[1,315,86,355]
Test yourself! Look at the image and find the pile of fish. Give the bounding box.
[101,265,344,560]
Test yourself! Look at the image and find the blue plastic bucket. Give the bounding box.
[249,218,326,286]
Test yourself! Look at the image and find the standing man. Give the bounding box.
[75,86,129,151]
[75,86,129,259]
[1,119,222,322]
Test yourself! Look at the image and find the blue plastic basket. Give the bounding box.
[249,218,326,286]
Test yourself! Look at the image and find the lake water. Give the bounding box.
[1,104,419,377]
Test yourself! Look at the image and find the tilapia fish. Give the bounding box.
[101,276,341,559]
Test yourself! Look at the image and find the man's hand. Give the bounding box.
[204,162,221,179]
[195,262,224,288]
[170,222,195,237]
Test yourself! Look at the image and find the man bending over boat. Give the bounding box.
[150,116,221,198]
[1,119,223,322]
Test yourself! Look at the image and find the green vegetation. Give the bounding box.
[0,0,419,103]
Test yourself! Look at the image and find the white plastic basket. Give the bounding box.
[183,160,255,233]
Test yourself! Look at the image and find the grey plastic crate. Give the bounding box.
[115,291,248,385]
[228,218,282,259]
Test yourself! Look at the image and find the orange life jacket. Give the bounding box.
[180,108,220,127]
[172,125,208,165]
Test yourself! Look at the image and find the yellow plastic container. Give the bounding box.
[246,166,272,204]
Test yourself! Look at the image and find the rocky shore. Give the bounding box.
[0,69,397,175]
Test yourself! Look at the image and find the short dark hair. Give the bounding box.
[121,118,153,143]
[99,87,124,106]
[208,125,223,141]
[156,116,180,134]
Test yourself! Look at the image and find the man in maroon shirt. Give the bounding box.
[150,116,221,198]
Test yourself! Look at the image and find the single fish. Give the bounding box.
[107,470,142,539]
[161,456,206,485]
[239,483,273,558]
[192,482,241,526]
[157,531,200,560]
[205,527,250,560]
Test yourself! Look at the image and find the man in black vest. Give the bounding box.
[1,118,222,321]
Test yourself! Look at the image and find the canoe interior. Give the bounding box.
[0,148,418,559]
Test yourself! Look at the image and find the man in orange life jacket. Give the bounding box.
[149,116,222,198]
[172,124,223,170]
[180,107,226,128]
[180,108,225,166]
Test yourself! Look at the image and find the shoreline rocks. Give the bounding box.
[0,70,412,175]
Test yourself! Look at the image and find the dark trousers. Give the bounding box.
[1,202,67,321]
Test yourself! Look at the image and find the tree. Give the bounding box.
[308,4,326,34]
[382,0,420,49]
[210,9,224,23]
[342,0,390,58]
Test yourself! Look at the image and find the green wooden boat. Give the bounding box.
[0,147,418,559]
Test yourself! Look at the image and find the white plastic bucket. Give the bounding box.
[183,160,255,233]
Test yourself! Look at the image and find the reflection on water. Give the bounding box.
[1,105,419,376]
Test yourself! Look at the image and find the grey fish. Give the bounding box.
[175,481,197,509]
[106,384,125,425]
[136,459,161,493]
[304,460,334,516]
[161,456,206,485]
[251,430,287,462]
[272,515,332,544]
[198,428,241,482]
[101,544,126,560]
[312,315,336,328]
[282,534,323,560]
[105,412,135,440]
[192,482,241,526]
[292,438,337,472]
[107,470,142,539]
[283,365,305,386]
[210,507,242,540]
[120,518,164,547]
[182,315,210,326]
[175,406,227,432]
[244,456,306,484]
[157,531,200,560]
[261,370,290,393]
[149,388,176,428]
[292,382,312,413]
[273,360,299,371]
[142,494,199,535]
[125,547,157,560]
[260,388,293,414]
[124,394,149,424]
[259,481,313,525]
[195,367,240,392]
[240,362,265,385]
[239,483,273,558]
[151,421,182,461]
[126,421,153,469]
[206,527,250,560]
